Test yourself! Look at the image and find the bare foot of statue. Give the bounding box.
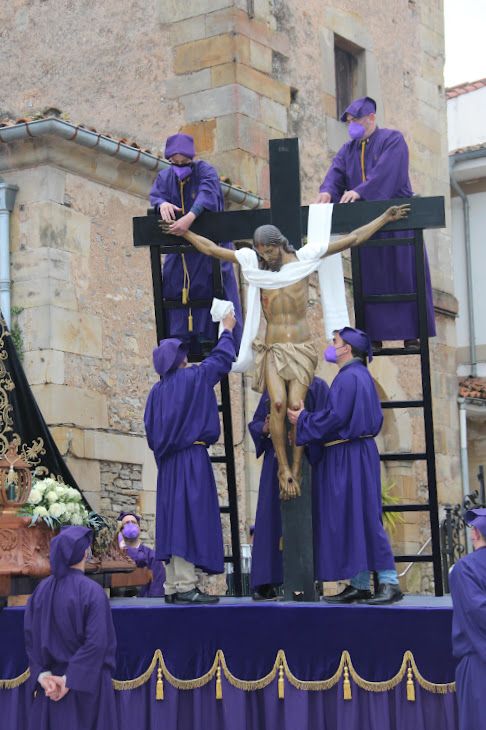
[279,468,301,500]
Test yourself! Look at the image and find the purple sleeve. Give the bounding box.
[191,161,224,215]
[248,393,271,458]
[65,587,116,693]
[353,132,409,200]
[199,330,236,387]
[24,590,43,683]
[144,387,156,452]
[296,375,357,446]
[304,379,330,465]
[319,147,348,202]
[149,170,171,208]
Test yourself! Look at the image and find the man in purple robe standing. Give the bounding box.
[150,133,242,351]
[144,311,236,604]
[450,508,486,730]
[317,96,435,347]
[288,327,403,605]
[24,526,117,730]
[118,510,165,597]
[249,377,329,600]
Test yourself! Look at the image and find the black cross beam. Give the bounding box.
[133,138,445,601]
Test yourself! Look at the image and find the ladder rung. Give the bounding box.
[381,400,424,409]
[373,348,422,356]
[363,294,417,303]
[393,555,434,563]
[382,504,430,512]
[211,456,228,464]
[380,452,427,461]
[219,506,230,514]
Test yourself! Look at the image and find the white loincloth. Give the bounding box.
[231,204,350,373]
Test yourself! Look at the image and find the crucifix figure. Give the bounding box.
[162,203,409,499]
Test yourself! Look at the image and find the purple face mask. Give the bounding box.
[324,345,337,363]
[348,121,366,140]
[171,163,193,181]
[122,523,140,540]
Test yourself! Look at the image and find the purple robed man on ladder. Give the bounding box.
[288,327,403,605]
[450,508,486,730]
[144,312,237,604]
[317,96,436,346]
[24,526,117,730]
[249,377,329,600]
[149,133,242,351]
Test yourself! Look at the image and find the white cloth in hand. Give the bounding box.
[211,298,235,336]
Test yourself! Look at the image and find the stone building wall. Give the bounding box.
[0,0,460,591]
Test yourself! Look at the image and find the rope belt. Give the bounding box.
[323,435,373,448]
[193,441,207,446]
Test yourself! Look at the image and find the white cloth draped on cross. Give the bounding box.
[211,203,350,373]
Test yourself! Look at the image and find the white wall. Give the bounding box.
[448,86,486,150]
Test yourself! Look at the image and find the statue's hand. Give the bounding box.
[384,204,410,222]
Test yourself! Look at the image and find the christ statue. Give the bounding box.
[162,203,409,500]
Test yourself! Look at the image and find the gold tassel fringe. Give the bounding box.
[216,665,223,700]
[343,664,352,700]
[406,665,415,702]
[156,666,164,700]
[278,661,285,699]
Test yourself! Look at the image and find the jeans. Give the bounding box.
[350,569,399,590]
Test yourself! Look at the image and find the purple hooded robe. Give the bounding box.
[249,378,330,589]
[125,543,166,597]
[296,359,396,580]
[450,546,486,730]
[149,162,242,347]
[319,128,436,341]
[24,532,117,730]
[144,330,236,574]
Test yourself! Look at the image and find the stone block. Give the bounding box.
[325,117,348,153]
[321,91,337,118]
[180,120,217,155]
[141,490,157,514]
[84,430,145,464]
[174,34,234,74]
[158,0,232,24]
[206,7,289,55]
[2,166,66,206]
[50,426,85,458]
[168,16,208,45]
[65,456,101,494]
[249,40,272,74]
[20,306,102,357]
[13,277,78,311]
[260,97,288,133]
[235,64,290,106]
[82,490,100,513]
[32,384,108,429]
[211,63,237,88]
[165,69,212,99]
[11,248,71,283]
[182,84,260,123]
[23,349,65,385]
[415,77,442,109]
[18,201,91,255]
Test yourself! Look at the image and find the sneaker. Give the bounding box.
[174,588,219,604]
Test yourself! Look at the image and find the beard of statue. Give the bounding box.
[253,224,296,271]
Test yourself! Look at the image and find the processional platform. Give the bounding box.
[0,596,458,730]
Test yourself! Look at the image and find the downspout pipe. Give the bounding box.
[458,397,470,499]
[450,160,476,377]
[0,180,18,330]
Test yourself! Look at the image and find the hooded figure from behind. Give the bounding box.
[24,526,118,730]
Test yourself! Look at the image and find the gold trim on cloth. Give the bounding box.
[2,650,456,695]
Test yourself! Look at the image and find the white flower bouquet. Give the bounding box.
[23,477,92,530]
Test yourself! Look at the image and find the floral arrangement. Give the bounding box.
[23,477,104,531]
